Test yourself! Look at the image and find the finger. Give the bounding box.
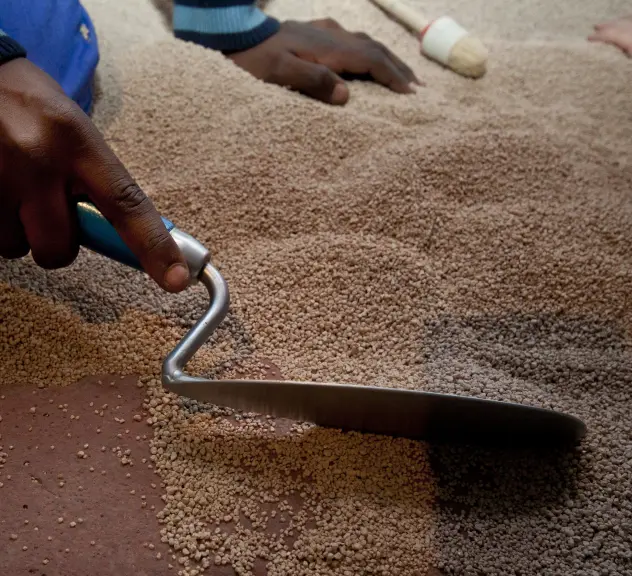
[70,121,189,292]
[587,32,630,54]
[0,202,30,260]
[335,45,414,94]
[309,18,344,31]
[270,54,350,105]
[380,45,420,85]
[354,32,421,85]
[376,43,420,85]
[19,180,79,269]
[367,52,414,93]
[587,31,610,42]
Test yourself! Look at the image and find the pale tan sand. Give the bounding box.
[1,0,632,574]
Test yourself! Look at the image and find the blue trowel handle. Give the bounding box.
[76,201,211,284]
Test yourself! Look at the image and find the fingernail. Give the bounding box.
[331,83,349,105]
[164,263,189,292]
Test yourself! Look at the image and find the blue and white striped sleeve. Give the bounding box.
[173,0,280,53]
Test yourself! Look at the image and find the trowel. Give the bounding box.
[76,202,586,448]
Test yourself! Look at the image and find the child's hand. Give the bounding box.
[229,19,420,105]
[588,16,632,56]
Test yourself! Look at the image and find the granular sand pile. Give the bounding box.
[1,0,632,575]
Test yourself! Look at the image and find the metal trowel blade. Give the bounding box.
[164,378,586,448]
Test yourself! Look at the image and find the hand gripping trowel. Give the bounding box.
[76,203,586,448]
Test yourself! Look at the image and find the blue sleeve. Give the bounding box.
[173,0,280,53]
[0,2,99,114]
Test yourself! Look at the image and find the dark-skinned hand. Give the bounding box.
[0,58,189,292]
[229,18,420,105]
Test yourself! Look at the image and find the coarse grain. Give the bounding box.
[1,0,632,575]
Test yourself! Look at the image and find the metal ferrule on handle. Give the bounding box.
[76,202,212,284]
[76,201,232,384]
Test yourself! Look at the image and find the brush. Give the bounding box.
[369,0,488,78]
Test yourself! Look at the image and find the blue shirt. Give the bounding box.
[0,0,278,114]
[0,0,99,113]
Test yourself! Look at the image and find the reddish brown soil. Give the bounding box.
[0,374,444,576]
[0,375,235,576]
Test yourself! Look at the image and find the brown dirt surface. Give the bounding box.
[0,375,231,576]
[1,373,444,576]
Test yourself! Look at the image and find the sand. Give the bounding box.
[1,0,632,574]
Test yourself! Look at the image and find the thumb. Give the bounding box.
[72,123,189,293]
[587,32,605,42]
[273,54,349,105]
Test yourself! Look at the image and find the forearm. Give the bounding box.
[172,0,280,52]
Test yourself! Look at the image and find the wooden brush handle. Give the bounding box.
[369,0,430,32]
